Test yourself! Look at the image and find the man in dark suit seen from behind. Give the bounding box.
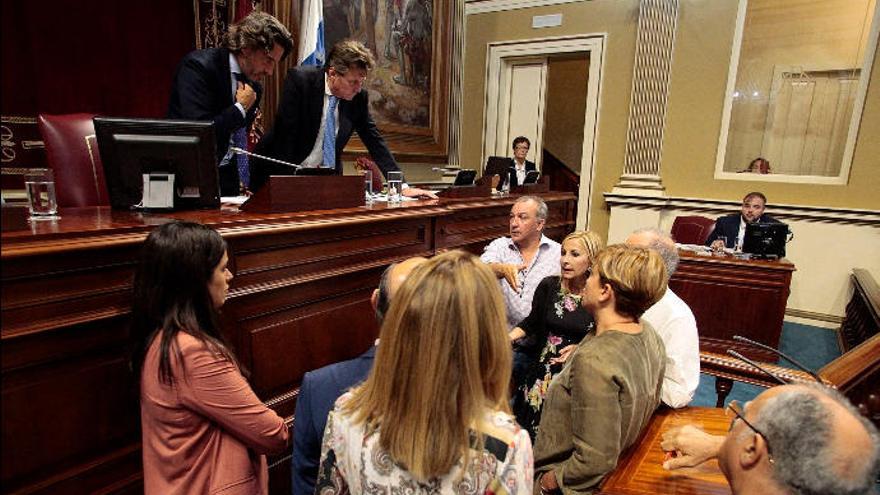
[253,39,435,198]
[705,191,782,253]
[291,256,427,495]
[167,11,292,196]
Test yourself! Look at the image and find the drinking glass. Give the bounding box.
[25,168,59,219]
[387,171,403,204]
[363,169,373,203]
[712,236,728,254]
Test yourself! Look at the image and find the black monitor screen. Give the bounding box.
[94,117,219,210]
[742,222,789,258]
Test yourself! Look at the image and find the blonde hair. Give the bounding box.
[592,244,666,319]
[343,250,511,480]
[562,230,603,261]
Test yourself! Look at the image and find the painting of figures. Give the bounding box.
[324,0,433,129]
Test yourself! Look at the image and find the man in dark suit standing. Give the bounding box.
[706,191,782,252]
[253,39,435,198]
[291,256,426,495]
[499,136,537,191]
[167,12,292,196]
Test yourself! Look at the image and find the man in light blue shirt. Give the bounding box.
[480,195,561,329]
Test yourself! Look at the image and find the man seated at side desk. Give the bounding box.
[291,257,426,495]
[706,192,784,255]
[660,384,879,495]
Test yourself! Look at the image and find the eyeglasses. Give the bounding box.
[725,400,775,464]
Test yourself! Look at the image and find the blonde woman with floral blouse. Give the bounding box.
[315,251,533,494]
[508,230,603,439]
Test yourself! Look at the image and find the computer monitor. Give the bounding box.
[94,117,219,210]
[453,169,477,186]
[742,222,789,258]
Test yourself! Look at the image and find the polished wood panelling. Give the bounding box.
[599,407,731,495]
[671,251,795,362]
[839,268,880,352]
[0,193,576,494]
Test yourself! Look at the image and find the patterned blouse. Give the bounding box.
[315,392,534,494]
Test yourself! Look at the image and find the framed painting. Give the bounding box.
[324,0,452,163]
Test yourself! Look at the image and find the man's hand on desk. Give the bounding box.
[401,187,438,199]
[660,425,725,470]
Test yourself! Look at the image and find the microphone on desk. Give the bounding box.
[732,335,823,383]
[229,147,301,170]
[726,350,788,385]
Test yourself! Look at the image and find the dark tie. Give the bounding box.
[322,96,338,168]
[233,73,250,188]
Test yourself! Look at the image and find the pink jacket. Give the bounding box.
[140,332,288,494]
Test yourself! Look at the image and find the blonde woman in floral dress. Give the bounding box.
[509,230,603,439]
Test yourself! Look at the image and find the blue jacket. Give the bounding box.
[705,213,784,255]
[291,346,376,495]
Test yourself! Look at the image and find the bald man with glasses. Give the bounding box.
[660,383,879,495]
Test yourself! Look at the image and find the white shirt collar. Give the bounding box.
[323,73,334,97]
[229,53,242,76]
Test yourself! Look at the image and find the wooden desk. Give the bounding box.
[671,251,795,362]
[0,193,575,494]
[600,407,731,495]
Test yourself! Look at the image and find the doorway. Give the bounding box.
[483,35,604,228]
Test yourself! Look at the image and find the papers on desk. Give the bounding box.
[220,195,250,206]
[677,243,751,259]
[367,193,418,203]
[677,243,712,253]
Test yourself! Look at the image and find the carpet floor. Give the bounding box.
[691,321,841,408]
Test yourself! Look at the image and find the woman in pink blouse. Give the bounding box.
[131,221,288,495]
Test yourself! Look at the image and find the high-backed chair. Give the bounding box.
[670,215,716,245]
[37,113,109,207]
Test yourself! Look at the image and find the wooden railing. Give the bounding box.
[700,269,880,427]
[541,148,580,195]
[839,268,880,352]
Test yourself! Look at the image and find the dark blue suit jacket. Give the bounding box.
[508,158,537,188]
[291,346,375,495]
[253,66,401,191]
[167,47,261,163]
[705,213,782,251]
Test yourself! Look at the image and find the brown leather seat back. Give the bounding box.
[37,113,109,207]
[670,215,716,245]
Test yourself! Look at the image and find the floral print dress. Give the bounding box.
[315,392,534,494]
[512,276,594,440]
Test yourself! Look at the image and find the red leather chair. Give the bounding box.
[670,215,716,245]
[37,113,109,207]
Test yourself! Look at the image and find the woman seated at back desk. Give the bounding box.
[534,244,667,494]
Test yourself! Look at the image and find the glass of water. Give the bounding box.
[363,169,373,204]
[25,168,59,219]
[387,171,403,204]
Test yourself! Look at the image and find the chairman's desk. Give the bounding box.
[671,251,796,363]
[0,193,576,494]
